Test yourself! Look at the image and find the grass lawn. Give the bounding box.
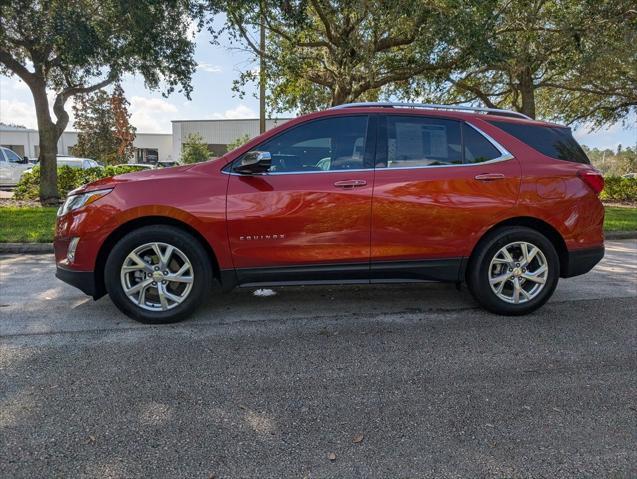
[604,206,637,232]
[0,206,57,242]
[0,205,636,243]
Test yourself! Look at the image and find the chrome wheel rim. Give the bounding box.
[120,242,194,311]
[488,241,548,304]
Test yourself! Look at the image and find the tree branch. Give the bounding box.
[0,48,35,85]
[52,72,118,135]
[451,79,498,108]
[309,0,336,44]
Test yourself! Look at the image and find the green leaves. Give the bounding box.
[223,0,487,113]
[420,0,636,126]
[181,133,211,164]
[0,0,205,202]
[13,165,150,201]
[72,84,136,165]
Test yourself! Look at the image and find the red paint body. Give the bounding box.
[54,108,604,291]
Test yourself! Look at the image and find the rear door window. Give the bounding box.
[384,116,462,168]
[462,124,502,163]
[489,121,590,164]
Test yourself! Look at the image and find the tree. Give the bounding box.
[582,145,637,176]
[111,85,136,162]
[421,0,636,125]
[221,0,491,113]
[0,0,204,204]
[181,133,210,163]
[72,84,136,164]
[540,1,637,127]
[226,134,251,152]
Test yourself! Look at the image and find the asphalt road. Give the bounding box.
[1,240,636,478]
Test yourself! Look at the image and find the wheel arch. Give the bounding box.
[93,216,221,298]
[467,216,568,279]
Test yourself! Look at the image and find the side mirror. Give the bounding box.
[22,156,30,164]
[233,151,272,175]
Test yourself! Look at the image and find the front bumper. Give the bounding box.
[561,246,605,278]
[56,265,98,298]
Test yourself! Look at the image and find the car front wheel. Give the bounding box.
[467,226,560,315]
[104,225,212,324]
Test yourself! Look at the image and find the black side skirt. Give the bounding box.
[226,258,465,288]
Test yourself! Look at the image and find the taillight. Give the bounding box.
[577,169,604,194]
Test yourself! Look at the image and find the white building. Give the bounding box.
[0,125,173,163]
[172,118,291,160]
[1,118,291,164]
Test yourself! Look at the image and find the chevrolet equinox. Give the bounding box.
[54,102,605,323]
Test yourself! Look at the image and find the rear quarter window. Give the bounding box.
[489,121,590,164]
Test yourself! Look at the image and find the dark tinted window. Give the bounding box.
[489,121,589,164]
[463,124,501,163]
[254,116,368,172]
[383,116,462,167]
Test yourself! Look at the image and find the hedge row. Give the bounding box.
[14,165,146,201]
[601,177,637,202]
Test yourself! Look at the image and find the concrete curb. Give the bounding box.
[2,231,636,255]
[605,231,637,240]
[0,243,54,254]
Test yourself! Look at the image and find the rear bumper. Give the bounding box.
[56,265,98,298]
[561,246,605,278]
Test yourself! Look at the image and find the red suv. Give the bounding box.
[54,103,605,323]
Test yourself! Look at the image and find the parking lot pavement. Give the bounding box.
[1,240,636,477]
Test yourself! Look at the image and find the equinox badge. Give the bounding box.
[239,234,286,241]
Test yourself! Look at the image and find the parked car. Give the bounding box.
[121,163,156,170]
[54,102,605,324]
[24,156,101,175]
[156,161,180,168]
[0,147,31,186]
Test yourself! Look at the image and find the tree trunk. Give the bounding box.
[519,67,536,119]
[331,83,352,106]
[31,81,62,204]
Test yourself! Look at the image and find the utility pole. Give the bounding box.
[259,3,266,134]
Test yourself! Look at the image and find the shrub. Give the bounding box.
[14,165,147,201]
[181,133,210,164]
[226,133,252,153]
[601,177,637,202]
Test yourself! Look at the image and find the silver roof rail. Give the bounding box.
[329,102,532,120]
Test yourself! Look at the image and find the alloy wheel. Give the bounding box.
[120,242,194,311]
[488,241,548,304]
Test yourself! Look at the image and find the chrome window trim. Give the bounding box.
[223,167,373,176]
[222,120,515,176]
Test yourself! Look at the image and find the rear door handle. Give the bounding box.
[334,179,367,188]
[474,173,505,181]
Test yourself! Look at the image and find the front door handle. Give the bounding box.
[334,179,367,188]
[474,173,505,181]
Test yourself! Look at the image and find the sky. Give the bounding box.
[1,24,635,151]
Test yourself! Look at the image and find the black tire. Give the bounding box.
[467,226,560,316]
[104,225,213,324]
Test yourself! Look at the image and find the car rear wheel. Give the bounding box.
[467,226,559,315]
[104,225,212,324]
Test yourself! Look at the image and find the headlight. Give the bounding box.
[57,188,113,217]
